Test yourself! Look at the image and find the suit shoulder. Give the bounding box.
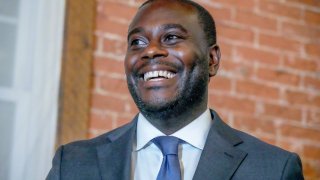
[62,120,135,150]
[232,128,299,163]
[211,109,293,156]
[235,129,285,153]
[232,128,303,179]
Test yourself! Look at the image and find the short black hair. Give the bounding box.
[139,0,217,46]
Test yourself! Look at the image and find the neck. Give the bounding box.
[142,101,208,135]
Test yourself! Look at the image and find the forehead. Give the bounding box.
[129,1,199,31]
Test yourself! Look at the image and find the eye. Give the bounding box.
[130,39,147,47]
[165,34,179,40]
[164,34,180,41]
[163,34,183,45]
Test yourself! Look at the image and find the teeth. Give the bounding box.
[143,70,176,81]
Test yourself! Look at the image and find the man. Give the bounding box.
[47,0,304,179]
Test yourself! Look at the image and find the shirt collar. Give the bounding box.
[135,109,212,151]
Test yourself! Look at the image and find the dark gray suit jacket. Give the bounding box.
[47,110,304,180]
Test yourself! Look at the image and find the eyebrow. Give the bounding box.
[127,27,145,41]
[162,23,188,33]
[127,23,188,40]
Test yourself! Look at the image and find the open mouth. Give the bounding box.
[142,70,176,81]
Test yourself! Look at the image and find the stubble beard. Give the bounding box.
[127,66,209,122]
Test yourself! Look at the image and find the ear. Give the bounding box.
[208,44,221,77]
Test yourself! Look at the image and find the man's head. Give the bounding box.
[124,0,221,132]
[140,0,217,47]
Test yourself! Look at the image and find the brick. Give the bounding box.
[128,99,139,113]
[286,91,320,108]
[305,10,320,26]
[307,110,320,126]
[256,67,301,86]
[205,5,232,22]
[304,76,320,91]
[211,0,256,10]
[103,37,127,56]
[218,41,233,57]
[99,76,129,95]
[209,94,256,113]
[115,113,136,127]
[89,111,114,130]
[285,90,310,106]
[259,0,302,20]
[88,129,106,138]
[259,34,301,52]
[302,160,320,179]
[214,110,230,123]
[93,57,125,75]
[277,140,303,154]
[99,1,137,20]
[312,96,320,107]
[303,145,320,159]
[258,136,276,145]
[96,16,129,37]
[286,0,320,6]
[236,46,281,65]
[236,80,280,99]
[91,93,129,112]
[219,59,237,72]
[233,114,276,134]
[209,75,232,92]
[220,60,255,78]
[235,10,277,31]
[281,22,320,41]
[284,57,319,72]
[306,43,320,57]
[218,24,254,43]
[262,103,302,121]
[280,124,320,141]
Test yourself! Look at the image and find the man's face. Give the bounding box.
[125,1,215,116]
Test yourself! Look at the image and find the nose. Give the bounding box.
[142,42,168,60]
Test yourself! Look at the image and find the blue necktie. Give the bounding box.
[152,136,181,180]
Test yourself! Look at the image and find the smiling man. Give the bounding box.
[125,0,220,136]
[47,0,304,180]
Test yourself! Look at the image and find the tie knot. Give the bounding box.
[152,136,180,156]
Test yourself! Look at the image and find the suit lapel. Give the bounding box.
[193,110,247,180]
[96,117,137,180]
[94,110,247,180]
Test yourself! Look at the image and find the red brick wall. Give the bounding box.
[91,0,320,179]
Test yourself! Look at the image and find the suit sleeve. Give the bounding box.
[46,146,64,180]
[281,153,304,180]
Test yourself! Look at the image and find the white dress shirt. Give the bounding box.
[132,109,212,180]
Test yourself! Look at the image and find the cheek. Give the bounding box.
[175,49,209,79]
[170,44,204,66]
[124,54,139,74]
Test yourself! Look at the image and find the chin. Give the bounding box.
[139,98,181,120]
[129,87,181,119]
[127,71,209,120]
[141,98,178,112]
